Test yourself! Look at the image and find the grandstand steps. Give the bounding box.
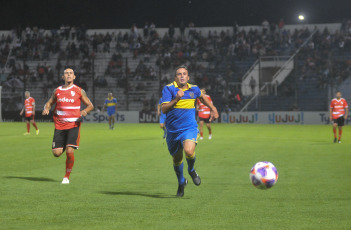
[247,73,329,111]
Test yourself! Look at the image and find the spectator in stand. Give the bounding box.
[143,22,149,39]
[149,22,156,37]
[70,26,76,40]
[278,19,285,33]
[60,24,65,39]
[37,63,45,80]
[95,76,107,87]
[262,19,270,35]
[131,23,139,40]
[188,21,195,38]
[290,103,300,111]
[168,24,175,38]
[250,76,257,95]
[64,24,70,40]
[179,21,186,38]
[233,21,239,35]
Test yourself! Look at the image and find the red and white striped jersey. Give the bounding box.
[196,95,212,119]
[53,84,82,130]
[24,97,35,117]
[330,98,348,119]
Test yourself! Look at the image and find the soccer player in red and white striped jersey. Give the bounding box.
[196,88,213,140]
[329,91,348,143]
[20,91,39,135]
[42,68,94,184]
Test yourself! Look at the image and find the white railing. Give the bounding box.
[240,29,318,112]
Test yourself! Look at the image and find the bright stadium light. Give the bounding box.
[298,14,305,21]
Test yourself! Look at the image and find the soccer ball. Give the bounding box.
[250,161,278,189]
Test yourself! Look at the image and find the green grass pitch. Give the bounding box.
[0,122,350,229]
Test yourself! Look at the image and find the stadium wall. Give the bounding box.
[221,112,351,125]
[2,111,350,125]
[1,111,140,123]
[82,111,139,123]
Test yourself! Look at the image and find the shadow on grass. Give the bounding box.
[4,176,58,182]
[100,191,186,199]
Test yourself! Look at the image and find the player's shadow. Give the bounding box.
[4,176,58,182]
[100,191,183,199]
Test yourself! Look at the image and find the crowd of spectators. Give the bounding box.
[1,19,351,112]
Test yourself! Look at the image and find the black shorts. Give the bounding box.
[333,117,345,127]
[25,115,34,122]
[52,125,81,150]
[199,117,210,123]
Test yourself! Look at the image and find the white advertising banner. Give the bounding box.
[221,112,351,125]
[82,111,139,123]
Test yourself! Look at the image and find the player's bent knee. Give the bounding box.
[172,148,183,163]
[66,147,75,154]
[184,151,195,158]
[52,149,63,157]
[183,144,195,157]
[160,124,164,129]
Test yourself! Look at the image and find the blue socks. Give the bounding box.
[173,162,185,185]
[186,153,196,173]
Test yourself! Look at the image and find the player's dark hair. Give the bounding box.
[63,67,75,74]
[175,65,188,76]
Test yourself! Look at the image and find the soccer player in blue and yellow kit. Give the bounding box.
[157,97,167,138]
[161,65,218,197]
[102,93,118,130]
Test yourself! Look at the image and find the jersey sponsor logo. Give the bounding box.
[57,97,75,103]
[71,91,75,96]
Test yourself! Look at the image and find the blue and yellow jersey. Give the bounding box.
[161,81,202,133]
[158,98,165,116]
[105,97,117,113]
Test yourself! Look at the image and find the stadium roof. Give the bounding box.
[0,0,350,30]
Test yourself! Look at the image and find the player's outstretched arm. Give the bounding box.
[42,89,57,115]
[345,107,348,119]
[80,89,94,117]
[32,102,36,116]
[157,104,161,116]
[20,106,24,115]
[162,89,184,113]
[195,100,199,112]
[329,107,333,121]
[199,94,218,121]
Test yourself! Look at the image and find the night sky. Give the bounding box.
[0,0,350,30]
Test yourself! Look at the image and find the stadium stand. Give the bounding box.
[1,20,351,115]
